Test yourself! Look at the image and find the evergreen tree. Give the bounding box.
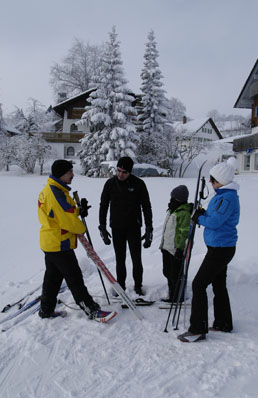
[79,26,138,176]
[138,30,168,164]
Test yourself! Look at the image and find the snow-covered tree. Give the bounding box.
[167,97,186,122]
[10,133,51,174]
[79,26,138,176]
[0,104,14,171]
[12,135,39,173]
[157,124,179,176]
[6,99,53,174]
[0,137,17,172]
[137,30,168,164]
[174,129,207,177]
[8,98,52,134]
[156,97,187,174]
[50,38,104,101]
[0,104,6,136]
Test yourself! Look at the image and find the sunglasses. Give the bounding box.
[117,168,129,174]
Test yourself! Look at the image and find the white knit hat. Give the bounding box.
[210,158,236,186]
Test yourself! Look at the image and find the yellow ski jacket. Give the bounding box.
[38,176,86,252]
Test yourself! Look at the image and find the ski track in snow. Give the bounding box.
[1,286,258,398]
[1,173,258,397]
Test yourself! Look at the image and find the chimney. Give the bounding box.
[183,115,187,124]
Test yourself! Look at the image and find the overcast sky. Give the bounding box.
[0,0,257,119]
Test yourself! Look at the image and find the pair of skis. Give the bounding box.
[1,284,42,313]
[0,286,67,332]
[73,191,144,321]
[77,234,144,320]
[0,231,144,331]
[164,161,208,332]
[1,192,144,331]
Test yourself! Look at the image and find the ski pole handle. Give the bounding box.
[73,191,80,207]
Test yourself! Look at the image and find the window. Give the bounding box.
[244,154,250,171]
[67,147,75,156]
[70,124,78,132]
[254,153,258,170]
[202,127,212,134]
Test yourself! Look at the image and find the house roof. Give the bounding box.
[214,132,252,144]
[52,88,96,117]
[234,59,258,109]
[52,88,140,117]
[173,117,223,139]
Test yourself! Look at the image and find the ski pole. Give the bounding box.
[173,176,208,330]
[171,230,195,329]
[163,260,184,332]
[73,191,110,305]
[163,161,207,332]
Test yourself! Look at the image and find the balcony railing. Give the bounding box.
[40,132,85,143]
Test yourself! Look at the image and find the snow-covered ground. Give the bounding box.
[0,167,258,398]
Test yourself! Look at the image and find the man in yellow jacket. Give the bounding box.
[38,159,116,323]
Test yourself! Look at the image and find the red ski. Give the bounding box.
[77,234,144,320]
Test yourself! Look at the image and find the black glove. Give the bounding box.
[98,225,112,245]
[174,248,184,261]
[141,226,153,248]
[79,198,91,218]
[191,207,205,223]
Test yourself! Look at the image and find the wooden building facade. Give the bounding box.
[234,59,258,173]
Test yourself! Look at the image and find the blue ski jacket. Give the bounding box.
[198,181,240,247]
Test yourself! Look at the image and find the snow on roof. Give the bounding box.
[173,117,210,135]
[213,132,253,144]
[54,88,96,108]
[6,125,22,135]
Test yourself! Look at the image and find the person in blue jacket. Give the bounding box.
[178,158,240,343]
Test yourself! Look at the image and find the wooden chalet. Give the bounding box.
[41,89,95,159]
[42,89,140,160]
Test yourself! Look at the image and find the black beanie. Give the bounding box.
[171,185,189,203]
[51,160,73,178]
[117,157,134,173]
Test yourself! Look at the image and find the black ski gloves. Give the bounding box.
[79,198,91,218]
[191,207,205,224]
[98,225,112,245]
[175,248,184,261]
[142,226,153,248]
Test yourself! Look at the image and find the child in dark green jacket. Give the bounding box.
[160,185,192,302]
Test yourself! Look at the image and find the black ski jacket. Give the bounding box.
[99,174,153,230]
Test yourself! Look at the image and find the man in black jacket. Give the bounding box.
[99,157,153,295]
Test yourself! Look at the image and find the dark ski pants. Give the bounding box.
[112,226,143,290]
[41,249,95,315]
[189,246,235,334]
[162,249,183,302]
